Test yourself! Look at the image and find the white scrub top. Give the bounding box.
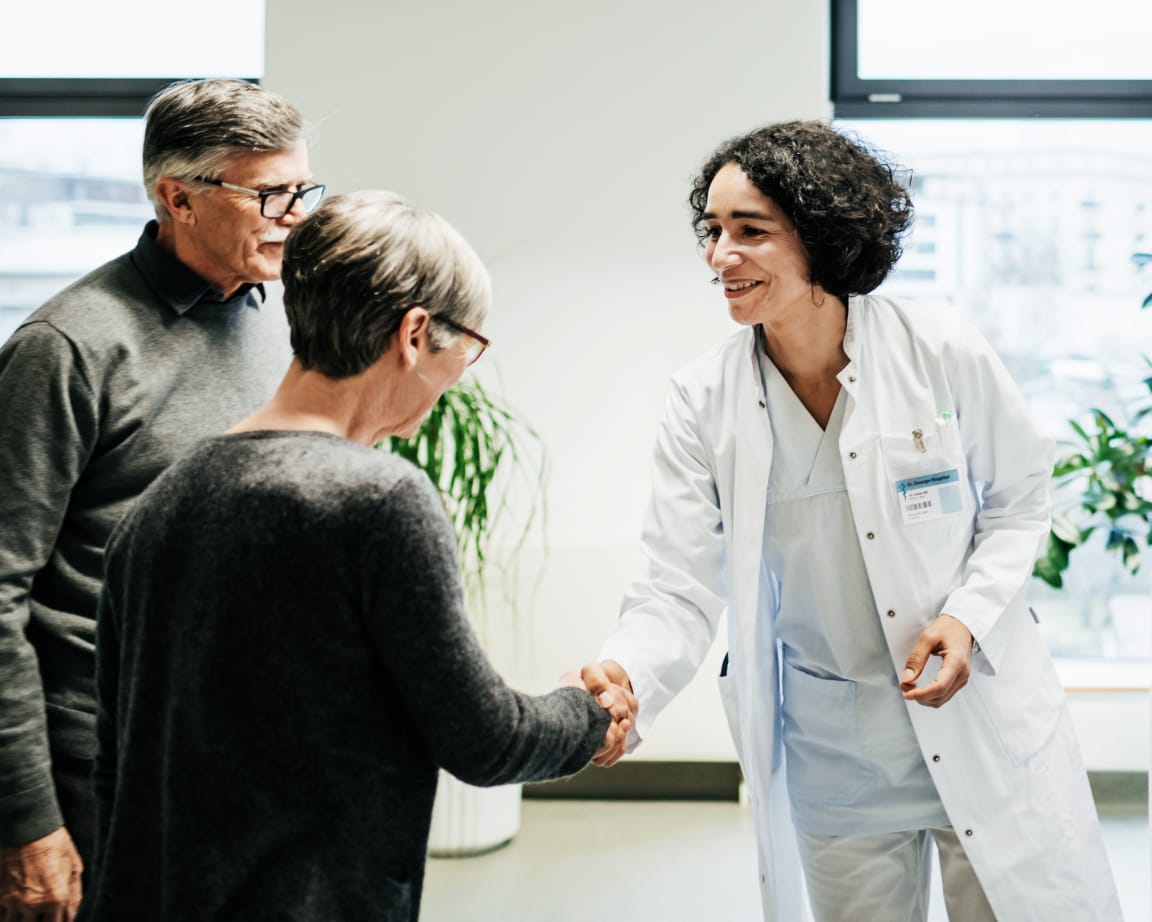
[759,347,949,836]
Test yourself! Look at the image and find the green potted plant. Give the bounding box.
[1032,375,1152,591]
[1033,270,1152,654]
[381,375,547,855]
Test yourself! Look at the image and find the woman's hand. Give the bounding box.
[577,660,637,767]
[899,614,974,708]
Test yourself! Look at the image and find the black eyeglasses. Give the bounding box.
[193,177,326,219]
[434,316,490,366]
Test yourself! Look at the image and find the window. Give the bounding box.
[0,119,150,342]
[833,0,1152,118]
[1,2,264,338]
[3,4,262,81]
[833,0,1152,662]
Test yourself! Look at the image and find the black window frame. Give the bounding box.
[832,0,1152,119]
[0,77,258,117]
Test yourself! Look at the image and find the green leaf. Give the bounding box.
[1122,536,1142,574]
[1067,419,1092,444]
[1052,455,1089,476]
[1091,408,1118,432]
[1046,531,1072,571]
[1085,488,1117,513]
[1050,514,1083,546]
[1032,556,1064,589]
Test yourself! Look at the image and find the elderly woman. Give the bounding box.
[585,123,1121,921]
[81,191,632,922]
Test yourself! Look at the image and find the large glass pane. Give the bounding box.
[0,119,151,342]
[857,0,1152,81]
[836,118,1152,660]
[5,2,263,78]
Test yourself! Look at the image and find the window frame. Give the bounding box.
[0,78,258,117]
[831,0,1152,119]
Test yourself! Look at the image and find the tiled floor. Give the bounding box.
[421,798,1150,921]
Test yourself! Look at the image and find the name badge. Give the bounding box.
[895,468,963,524]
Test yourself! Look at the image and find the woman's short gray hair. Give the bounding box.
[142,78,307,220]
[281,190,492,379]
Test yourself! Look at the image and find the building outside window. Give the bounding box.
[833,0,1152,662]
[0,1,265,341]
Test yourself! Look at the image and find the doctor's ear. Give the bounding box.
[154,177,196,225]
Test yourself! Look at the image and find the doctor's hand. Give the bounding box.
[578,660,637,767]
[899,614,973,708]
[560,666,636,766]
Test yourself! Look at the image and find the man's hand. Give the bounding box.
[900,614,974,708]
[579,660,637,767]
[0,826,83,922]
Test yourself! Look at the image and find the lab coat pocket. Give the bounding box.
[965,641,1065,766]
[781,662,874,806]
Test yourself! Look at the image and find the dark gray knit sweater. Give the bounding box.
[80,431,609,922]
[0,223,290,850]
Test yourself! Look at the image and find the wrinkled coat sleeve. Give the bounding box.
[938,313,1054,672]
[0,324,98,847]
[599,376,728,742]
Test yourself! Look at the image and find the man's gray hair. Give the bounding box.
[142,78,307,220]
[281,190,492,379]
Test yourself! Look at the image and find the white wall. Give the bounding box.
[266,1,830,760]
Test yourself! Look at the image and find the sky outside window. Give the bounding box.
[856,0,1152,81]
[5,2,263,78]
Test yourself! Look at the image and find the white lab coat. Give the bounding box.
[601,295,1122,921]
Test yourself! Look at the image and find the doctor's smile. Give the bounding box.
[717,278,764,298]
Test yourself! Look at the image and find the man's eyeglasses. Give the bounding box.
[435,316,490,366]
[193,177,326,219]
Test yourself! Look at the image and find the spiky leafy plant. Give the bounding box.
[382,377,545,606]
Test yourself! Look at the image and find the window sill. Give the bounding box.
[1055,657,1152,693]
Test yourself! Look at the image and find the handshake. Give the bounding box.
[561,660,638,768]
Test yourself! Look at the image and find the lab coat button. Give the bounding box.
[849,451,858,460]
[849,375,857,383]
[932,754,941,762]
[965,828,974,837]
[886,609,895,618]
[866,531,875,540]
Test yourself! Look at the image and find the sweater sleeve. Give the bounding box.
[0,322,99,846]
[360,471,609,786]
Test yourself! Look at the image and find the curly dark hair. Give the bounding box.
[688,121,913,298]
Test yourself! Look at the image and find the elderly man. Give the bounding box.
[78,191,631,922]
[0,78,321,919]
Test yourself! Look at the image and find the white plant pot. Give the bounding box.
[426,770,522,857]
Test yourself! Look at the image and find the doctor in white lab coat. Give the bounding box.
[584,122,1122,922]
